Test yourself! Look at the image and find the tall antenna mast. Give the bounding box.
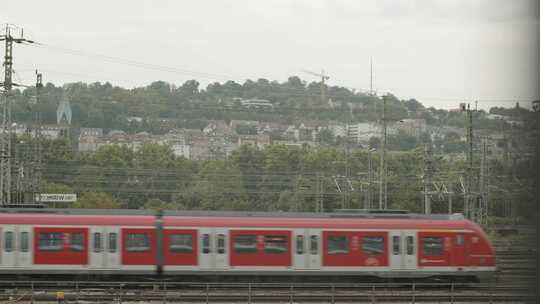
[370,57,373,95]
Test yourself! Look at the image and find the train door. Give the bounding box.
[17,226,32,268]
[308,229,321,269]
[104,227,120,269]
[89,227,106,269]
[293,229,308,270]
[389,230,416,271]
[199,228,213,270]
[451,233,466,266]
[402,230,417,270]
[214,228,228,269]
[1,225,17,268]
[389,231,402,270]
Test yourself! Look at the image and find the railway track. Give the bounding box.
[0,281,536,303]
[0,242,534,302]
[494,247,538,283]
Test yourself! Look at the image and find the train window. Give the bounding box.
[363,236,384,256]
[296,235,304,254]
[217,234,226,254]
[392,236,401,255]
[38,232,63,252]
[126,233,150,252]
[20,232,29,252]
[406,236,415,255]
[234,234,257,254]
[93,232,103,252]
[310,235,318,254]
[108,233,117,253]
[456,234,464,246]
[4,231,13,252]
[327,235,349,255]
[170,234,193,253]
[202,234,211,254]
[71,233,84,252]
[264,235,288,254]
[422,237,443,256]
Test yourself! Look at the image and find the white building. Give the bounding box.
[78,128,103,152]
[328,124,347,138]
[240,98,274,110]
[395,118,426,138]
[170,142,191,158]
[347,122,381,144]
[41,125,64,140]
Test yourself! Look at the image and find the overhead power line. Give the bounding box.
[24,43,538,105]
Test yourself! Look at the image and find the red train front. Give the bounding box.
[0,210,496,281]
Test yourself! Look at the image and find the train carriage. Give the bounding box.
[0,209,496,281]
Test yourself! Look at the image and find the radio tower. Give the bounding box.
[369,57,374,96]
[0,24,36,206]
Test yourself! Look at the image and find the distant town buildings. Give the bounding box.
[78,128,104,152]
[395,118,426,138]
[238,134,271,148]
[346,122,381,144]
[239,98,274,110]
[10,91,529,163]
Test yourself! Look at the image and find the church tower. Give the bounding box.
[56,92,72,137]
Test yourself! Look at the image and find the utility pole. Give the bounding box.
[28,70,43,204]
[344,112,352,209]
[364,149,374,209]
[448,183,453,214]
[0,25,36,206]
[460,102,477,221]
[315,172,324,212]
[502,129,511,217]
[479,138,489,226]
[423,144,433,214]
[378,95,387,209]
[343,152,350,209]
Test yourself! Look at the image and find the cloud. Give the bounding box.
[375,0,539,25]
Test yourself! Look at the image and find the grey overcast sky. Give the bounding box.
[2,0,539,109]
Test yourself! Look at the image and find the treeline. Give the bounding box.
[10,77,524,134]
[38,138,535,221]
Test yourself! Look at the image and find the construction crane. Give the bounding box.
[303,70,330,104]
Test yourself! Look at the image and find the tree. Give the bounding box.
[42,182,74,194]
[136,143,175,168]
[73,192,121,209]
[182,161,248,210]
[388,131,418,151]
[316,128,335,145]
[84,145,134,167]
[144,198,179,211]
[403,98,424,113]
[369,136,381,149]
[236,124,258,135]
[178,80,200,96]
[285,76,305,90]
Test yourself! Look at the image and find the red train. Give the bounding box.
[0,209,496,281]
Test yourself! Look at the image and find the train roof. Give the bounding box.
[0,208,478,231]
[0,208,463,219]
